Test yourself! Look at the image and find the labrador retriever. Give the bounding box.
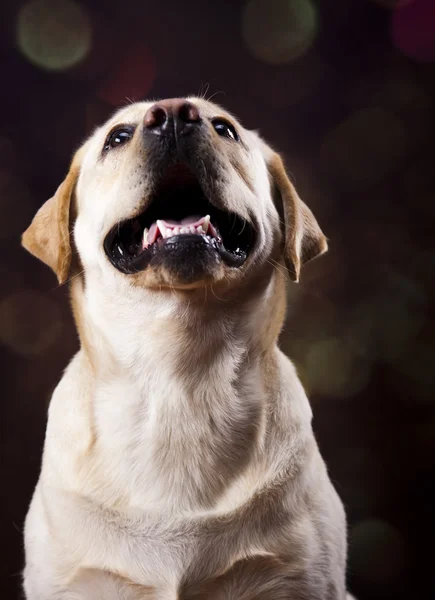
[22,97,355,599]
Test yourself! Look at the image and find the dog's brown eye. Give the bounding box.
[212,119,239,142]
[104,127,134,152]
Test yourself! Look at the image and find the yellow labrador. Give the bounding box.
[22,98,355,599]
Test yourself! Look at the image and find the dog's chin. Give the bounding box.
[132,234,227,290]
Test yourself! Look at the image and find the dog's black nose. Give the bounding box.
[144,98,201,137]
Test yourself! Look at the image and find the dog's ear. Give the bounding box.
[22,152,82,284]
[268,152,327,282]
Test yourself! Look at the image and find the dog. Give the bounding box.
[22,97,355,599]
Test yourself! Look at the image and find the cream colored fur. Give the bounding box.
[22,98,355,599]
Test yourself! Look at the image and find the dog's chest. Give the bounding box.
[90,372,263,512]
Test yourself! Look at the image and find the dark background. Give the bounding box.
[1,0,434,598]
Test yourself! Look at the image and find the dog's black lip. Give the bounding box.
[103,167,255,275]
[104,227,250,275]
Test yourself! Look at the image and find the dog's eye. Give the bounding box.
[212,119,239,142]
[104,126,134,152]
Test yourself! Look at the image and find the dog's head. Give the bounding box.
[22,98,327,291]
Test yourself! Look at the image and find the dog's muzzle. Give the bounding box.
[103,99,255,280]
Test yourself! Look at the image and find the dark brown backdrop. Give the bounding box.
[1,0,434,598]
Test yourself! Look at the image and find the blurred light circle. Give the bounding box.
[247,54,333,108]
[393,343,435,404]
[391,0,435,62]
[0,175,34,241]
[17,0,92,71]
[350,519,406,589]
[0,291,63,357]
[370,0,412,8]
[0,263,25,300]
[348,272,426,364]
[97,43,156,107]
[349,71,431,121]
[336,449,390,515]
[242,0,319,65]
[303,337,371,398]
[319,108,408,191]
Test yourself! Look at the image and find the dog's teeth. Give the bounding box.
[190,226,196,234]
[156,220,167,239]
[173,227,180,235]
[197,226,203,234]
[180,227,187,234]
[142,228,149,248]
[203,215,211,233]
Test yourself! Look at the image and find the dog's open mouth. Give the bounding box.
[104,164,255,275]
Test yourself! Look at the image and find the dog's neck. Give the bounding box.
[70,270,286,511]
[74,269,284,387]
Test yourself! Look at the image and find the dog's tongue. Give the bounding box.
[161,216,203,227]
[145,215,214,248]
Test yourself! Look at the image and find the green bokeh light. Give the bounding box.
[242,0,318,65]
[17,0,92,71]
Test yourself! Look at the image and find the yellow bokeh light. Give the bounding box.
[17,0,92,71]
[0,291,63,357]
[242,0,318,65]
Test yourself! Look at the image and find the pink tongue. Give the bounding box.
[163,215,203,227]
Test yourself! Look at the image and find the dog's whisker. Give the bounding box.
[198,82,210,100]
[54,268,85,290]
[266,258,288,279]
[210,285,227,302]
[206,90,226,103]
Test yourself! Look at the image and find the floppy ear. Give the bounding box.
[22,156,81,284]
[268,153,327,282]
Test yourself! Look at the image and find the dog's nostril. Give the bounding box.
[143,99,201,137]
[178,102,200,124]
[144,106,168,129]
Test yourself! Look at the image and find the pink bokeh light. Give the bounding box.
[391,0,435,62]
[97,43,156,107]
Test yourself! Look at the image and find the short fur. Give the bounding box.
[22,98,354,599]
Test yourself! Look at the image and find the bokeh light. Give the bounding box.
[16,0,92,71]
[370,0,412,9]
[0,291,63,357]
[247,54,333,109]
[336,449,390,517]
[319,107,408,191]
[349,519,406,590]
[391,0,435,62]
[242,0,318,65]
[347,272,427,365]
[393,342,435,405]
[302,337,372,398]
[97,43,156,107]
